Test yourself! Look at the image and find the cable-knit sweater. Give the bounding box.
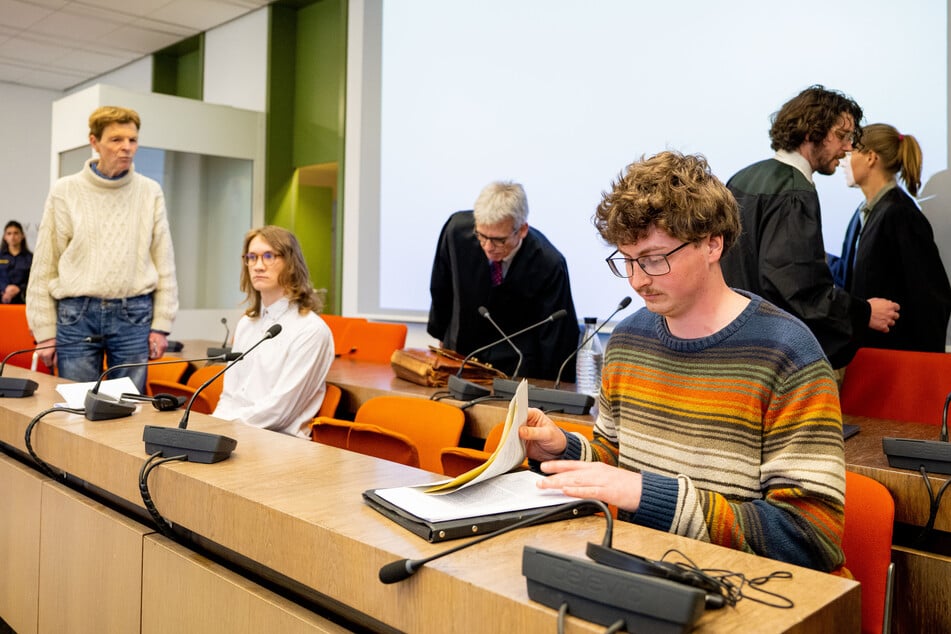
[27,159,178,341]
[562,292,846,572]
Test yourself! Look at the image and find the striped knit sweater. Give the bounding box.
[562,292,846,572]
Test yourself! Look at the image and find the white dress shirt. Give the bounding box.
[212,298,334,438]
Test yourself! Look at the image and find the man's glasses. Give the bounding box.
[605,242,692,277]
[473,228,517,247]
[833,126,858,145]
[243,251,281,266]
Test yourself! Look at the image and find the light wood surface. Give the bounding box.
[0,455,44,634]
[142,535,352,634]
[0,363,860,633]
[38,482,150,634]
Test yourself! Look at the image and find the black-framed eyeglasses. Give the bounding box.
[473,228,518,247]
[605,242,692,278]
[243,251,281,266]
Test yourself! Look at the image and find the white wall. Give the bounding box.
[204,9,269,112]
[0,83,61,246]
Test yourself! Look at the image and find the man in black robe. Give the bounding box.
[428,181,579,381]
[721,85,900,369]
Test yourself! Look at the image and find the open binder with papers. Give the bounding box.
[364,380,588,541]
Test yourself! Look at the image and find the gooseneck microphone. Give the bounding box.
[83,352,241,421]
[478,306,524,379]
[552,296,632,389]
[207,317,233,358]
[0,335,103,398]
[142,323,282,464]
[379,499,609,584]
[447,309,567,401]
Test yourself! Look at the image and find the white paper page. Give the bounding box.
[420,379,530,494]
[375,470,575,522]
[55,377,139,409]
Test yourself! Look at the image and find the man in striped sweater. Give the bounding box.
[520,151,846,572]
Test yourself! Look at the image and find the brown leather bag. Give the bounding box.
[390,346,506,387]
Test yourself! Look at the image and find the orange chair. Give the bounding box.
[145,356,192,396]
[148,363,225,415]
[319,314,367,357]
[348,321,408,363]
[146,379,216,414]
[0,304,51,373]
[311,419,420,468]
[316,383,343,418]
[842,471,895,634]
[327,395,464,473]
[185,364,226,411]
[840,348,951,426]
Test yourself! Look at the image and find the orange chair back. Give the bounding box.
[311,418,420,468]
[840,348,951,426]
[145,357,192,396]
[186,364,226,412]
[319,314,367,357]
[147,379,214,414]
[0,304,51,373]
[348,321,408,363]
[355,395,464,473]
[842,471,895,634]
[317,383,343,418]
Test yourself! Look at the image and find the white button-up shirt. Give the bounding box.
[213,298,335,438]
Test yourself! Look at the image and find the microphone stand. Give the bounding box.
[882,390,951,475]
[553,296,631,389]
[142,324,282,464]
[448,309,567,401]
[0,336,103,398]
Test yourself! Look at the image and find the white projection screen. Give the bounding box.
[344,0,948,332]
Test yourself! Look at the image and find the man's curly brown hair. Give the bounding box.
[593,151,740,252]
[769,85,863,152]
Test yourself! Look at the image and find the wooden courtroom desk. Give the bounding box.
[0,365,858,634]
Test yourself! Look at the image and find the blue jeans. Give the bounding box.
[56,295,153,393]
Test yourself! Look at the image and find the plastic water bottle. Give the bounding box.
[575,317,603,396]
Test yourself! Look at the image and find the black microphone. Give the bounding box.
[447,309,567,401]
[0,335,103,398]
[142,323,282,464]
[84,352,241,421]
[478,306,524,379]
[379,499,608,584]
[882,389,951,474]
[553,296,632,389]
[206,317,233,358]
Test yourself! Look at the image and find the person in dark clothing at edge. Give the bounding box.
[721,85,899,369]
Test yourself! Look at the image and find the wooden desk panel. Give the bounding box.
[0,365,859,633]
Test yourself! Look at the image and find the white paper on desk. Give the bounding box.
[55,377,139,409]
[374,470,575,522]
[421,378,529,494]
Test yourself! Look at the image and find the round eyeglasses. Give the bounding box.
[605,242,692,277]
[473,228,518,248]
[243,251,281,266]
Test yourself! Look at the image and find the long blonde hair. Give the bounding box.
[239,226,321,318]
[856,123,923,196]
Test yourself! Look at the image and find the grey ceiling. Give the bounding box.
[0,0,274,91]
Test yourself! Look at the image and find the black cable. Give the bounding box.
[24,406,85,479]
[139,450,188,539]
[660,548,794,609]
[914,465,951,547]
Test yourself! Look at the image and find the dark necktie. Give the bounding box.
[490,260,503,286]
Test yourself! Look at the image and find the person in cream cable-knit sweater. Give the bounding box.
[27,106,178,392]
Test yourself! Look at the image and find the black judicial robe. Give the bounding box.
[427,211,580,382]
[831,187,951,352]
[721,159,871,368]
